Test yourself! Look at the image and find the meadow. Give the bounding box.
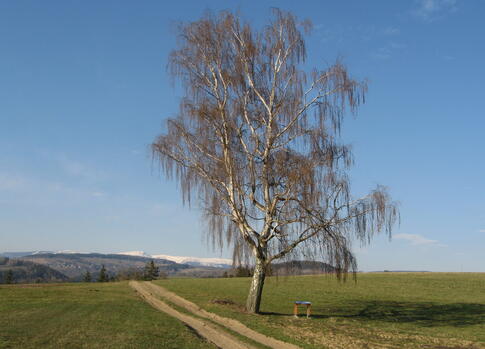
[155,273,485,348]
[0,282,214,349]
[1,273,484,348]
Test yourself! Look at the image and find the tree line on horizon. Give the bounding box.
[82,260,164,283]
[0,257,68,284]
[0,258,166,284]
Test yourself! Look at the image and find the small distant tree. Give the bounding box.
[143,260,160,281]
[116,268,144,281]
[97,265,108,282]
[83,271,92,282]
[234,266,253,277]
[159,270,168,279]
[152,9,399,313]
[5,269,14,284]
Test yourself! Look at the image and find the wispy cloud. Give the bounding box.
[370,47,392,61]
[478,229,485,233]
[0,172,74,195]
[413,0,458,22]
[313,23,407,62]
[394,233,443,246]
[389,42,407,50]
[314,24,402,44]
[60,157,104,181]
[36,149,105,182]
[0,173,26,191]
[383,27,400,36]
[0,171,107,207]
[370,41,407,61]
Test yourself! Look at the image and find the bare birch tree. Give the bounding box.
[152,9,399,313]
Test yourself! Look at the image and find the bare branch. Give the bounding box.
[152,8,398,313]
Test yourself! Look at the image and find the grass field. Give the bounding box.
[0,282,214,349]
[2,274,484,348]
[155,273,485,348]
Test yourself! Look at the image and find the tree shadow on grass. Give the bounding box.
[350,301,485,327]
[261,301,485,327]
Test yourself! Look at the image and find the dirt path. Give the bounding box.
[129,281,255,349]
[141,281,301,349]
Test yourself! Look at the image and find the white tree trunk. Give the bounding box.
[245,257,266,313]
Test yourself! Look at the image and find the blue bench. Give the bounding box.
[293,301,312,318]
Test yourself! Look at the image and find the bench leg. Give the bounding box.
[293,304,298,318]
[306,304,311,318]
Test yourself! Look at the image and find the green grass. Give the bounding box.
[154,273,485,348]
[2,274,483,349]
[0,282,215,349]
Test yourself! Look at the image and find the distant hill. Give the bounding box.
[18,253,190,280]
[372,270,431,273]
[174,266,228,278]
[269,260,337,275]
[1,250,233,269]
[0,251,54,258]
[0,257,69,284]
[1,250,339,281]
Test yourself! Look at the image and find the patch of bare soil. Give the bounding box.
[211,298,236,305]
[129,281,254,349]
[142,281,301,349]
[211,298,246,312]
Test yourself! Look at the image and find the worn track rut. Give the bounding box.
[130,281,254,349]
[130,281,300,349]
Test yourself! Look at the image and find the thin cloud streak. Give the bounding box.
[394,233,441,246]
[60,157,105,181]
[383,27,400,36]
[413,0,458,22]
[370,41,406,61]
[0,173,26,191]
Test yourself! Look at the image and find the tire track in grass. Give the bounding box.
[142,281,301,349]
[129,281,254,349]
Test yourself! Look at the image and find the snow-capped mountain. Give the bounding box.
[115,251,153,258]
[54,250,90,254]
[152,254,232,268]
[0,250,82,258]
[0,251,52,258]
[116,251,232,268]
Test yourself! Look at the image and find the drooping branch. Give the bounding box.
[152,9,398,276]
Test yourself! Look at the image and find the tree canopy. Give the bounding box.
[152,9,398,312]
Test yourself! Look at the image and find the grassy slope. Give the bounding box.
[0,282,215,349]
[155,273,485,349]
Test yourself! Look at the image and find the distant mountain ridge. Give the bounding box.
[1,250,232,269]
[116,251,232,268]
[0,251,232,280]
[0,257,69,283]
[1,251,339,281]
[10,252,189,280]
[0,251,55,258]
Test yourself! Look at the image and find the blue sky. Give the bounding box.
[1,0,484,271]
